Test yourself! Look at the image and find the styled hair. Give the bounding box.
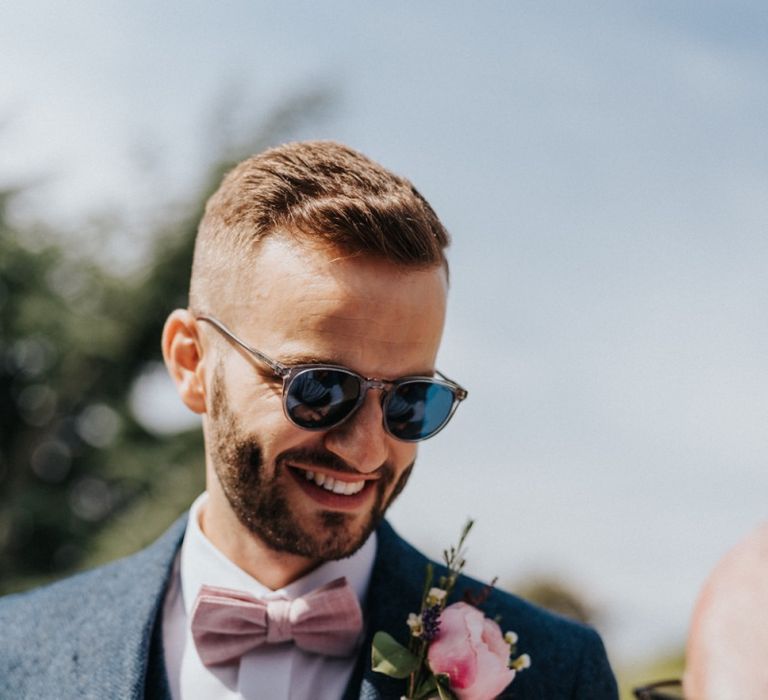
[190,141,449,308]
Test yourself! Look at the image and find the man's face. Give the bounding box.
[202,234,448,562]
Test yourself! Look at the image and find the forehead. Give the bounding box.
[224,235,448,373]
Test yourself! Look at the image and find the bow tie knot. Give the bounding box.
[190,577,364,667]
[265,598,293,644]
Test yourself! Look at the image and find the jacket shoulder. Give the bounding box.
[0,515,186,699]
[0,514,186,623]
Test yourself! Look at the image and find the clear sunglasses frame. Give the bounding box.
[633,680,685,700]
[194,313,468,442]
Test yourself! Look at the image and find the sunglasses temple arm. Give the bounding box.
[195,314,290,378]
[435,369,468,400]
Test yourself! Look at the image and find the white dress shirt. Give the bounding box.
[162,493,376,700]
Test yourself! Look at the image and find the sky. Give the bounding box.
[2,1,767,666]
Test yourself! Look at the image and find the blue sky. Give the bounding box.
[3,1,767,664]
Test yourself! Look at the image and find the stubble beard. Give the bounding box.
[208,366,414,561]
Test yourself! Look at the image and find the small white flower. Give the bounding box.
[426,587,447,605]
[406,612,423,636]
[504,630,518,646]
[512,653,532,671]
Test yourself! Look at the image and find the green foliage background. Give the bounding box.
[0,178,204,593]
[0,90,332,594]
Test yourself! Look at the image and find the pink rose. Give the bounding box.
[427,602,516,700]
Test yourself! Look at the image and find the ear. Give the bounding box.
[162,309,207,414]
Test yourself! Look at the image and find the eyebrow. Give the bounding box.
[274,354,438,379]
[276,353,340,366]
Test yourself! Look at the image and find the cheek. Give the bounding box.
[222,369,285,429]
[387,444,418,488]
[245,416,310,459]
[394,444,418,469]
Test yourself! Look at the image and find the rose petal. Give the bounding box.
[427,602,516,700]
[482,617,512,660]
[428,603,478,690]
[471,619,516,699]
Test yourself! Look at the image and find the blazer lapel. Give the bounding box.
[342,521,431,700]
[74,515,186,699]
[143,584,175,700]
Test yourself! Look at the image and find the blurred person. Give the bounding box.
[0,141,617,699]
[684,522,768,699]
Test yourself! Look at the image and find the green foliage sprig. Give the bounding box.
[372,520,474,700]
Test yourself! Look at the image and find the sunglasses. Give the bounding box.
[633,680,684,699]
[195,314,468,442]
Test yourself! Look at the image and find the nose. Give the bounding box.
[323,391,389,473]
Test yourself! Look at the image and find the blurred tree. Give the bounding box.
[0,198,149,591]
[0,86,334,593]
[514,576,596,626]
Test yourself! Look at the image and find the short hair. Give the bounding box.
[190,140,450,309]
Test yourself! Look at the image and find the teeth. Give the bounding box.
[346,481,364,495]
[300,469,365,495]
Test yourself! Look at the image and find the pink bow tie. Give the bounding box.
[190,577,364,666]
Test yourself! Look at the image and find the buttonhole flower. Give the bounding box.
[372,520,530,699]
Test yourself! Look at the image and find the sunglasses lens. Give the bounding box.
[385,381,457,441]
[285,368,361,429]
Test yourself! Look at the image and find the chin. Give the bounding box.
[271,508,379,561]
[310,509,380,560]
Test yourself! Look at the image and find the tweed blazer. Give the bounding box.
[0,517,617,699]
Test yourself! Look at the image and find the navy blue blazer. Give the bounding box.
[0,517,617,699]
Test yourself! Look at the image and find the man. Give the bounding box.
[0,141,617,698]
[684,522,768,699]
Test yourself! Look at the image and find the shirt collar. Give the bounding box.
[179,492,377,616]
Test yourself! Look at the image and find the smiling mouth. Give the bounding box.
[298,468,366,496]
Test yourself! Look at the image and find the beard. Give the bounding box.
[208,364,414,561]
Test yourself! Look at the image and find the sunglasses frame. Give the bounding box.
[632,680,684,700]
[195,314,468,442]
